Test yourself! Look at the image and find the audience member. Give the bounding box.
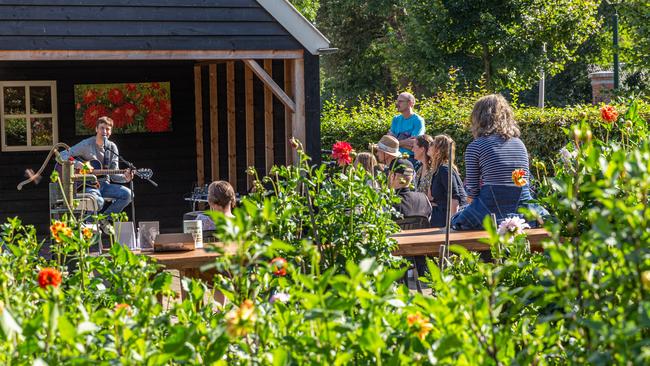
[196,180,236,231]
[372,135,401,174]
[427,135,468,227]
[412,134,434,201]
[451,94,548,230]
[388,92,425,160]
[389,159,432,220]
[354,152,378,177]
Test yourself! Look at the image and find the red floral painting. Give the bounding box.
[74,82,172,135]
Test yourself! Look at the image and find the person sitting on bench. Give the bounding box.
[427,134,468,227]
[451,94,548,230]
[196,180,236,231]
[389,159,432,221]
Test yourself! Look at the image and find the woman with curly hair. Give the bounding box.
[451,94,548,230]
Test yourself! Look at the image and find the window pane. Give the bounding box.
[5,118,27,146]
[31,117,53,146]
[30,86,52,114]
[4,87,26,114]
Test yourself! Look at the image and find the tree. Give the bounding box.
[289,0,320,22]
[400,0,601,93]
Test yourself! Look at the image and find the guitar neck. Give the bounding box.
[92,169,127,176]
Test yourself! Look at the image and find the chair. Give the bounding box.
[395,215,431,293]
[49,182,104,250]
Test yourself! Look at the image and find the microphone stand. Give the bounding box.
[104,145,158,224]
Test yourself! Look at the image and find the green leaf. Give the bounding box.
[58,314,76,342]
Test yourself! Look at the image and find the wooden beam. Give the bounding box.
[0,49,304,61]
[284,60,294,165]
[263,60,274,174]
[292,58,306,163]
[245,64,255,190]
[226,61,237,189]
[193,65,204,187]
[209,64,219,181]
[243,59,295,112]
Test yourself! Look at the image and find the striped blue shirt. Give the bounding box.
[464,135,529,198]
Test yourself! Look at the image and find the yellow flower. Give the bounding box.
[407,312,433,340]
[225,300,257,338]
[79,161,93,175]
[641,271,650,291]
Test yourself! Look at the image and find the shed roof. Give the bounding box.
[0,0,330,57]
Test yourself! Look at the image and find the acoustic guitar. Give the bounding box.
[54,158,153,188]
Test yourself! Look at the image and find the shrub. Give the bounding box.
[321,93,650,174]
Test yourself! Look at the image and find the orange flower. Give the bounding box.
[511,169,527,187]
[407,312,433,340]
[225,300,257,337]
[270,257,287,276]
[38,267,62,289]
[50,221,72,243]
[82,227,93,240]
[600,105,618,123]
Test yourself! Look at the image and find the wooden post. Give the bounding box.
[209,64,219,181]
[292,58,305,163]
[264,60,274,174]
[284,60,294,165]
[194,65,204,187]
[245,64,255,190]
[226,61,237,189]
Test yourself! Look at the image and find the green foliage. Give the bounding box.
[2,100,650,363]
[289,0,320,22]
[321,92,650,174]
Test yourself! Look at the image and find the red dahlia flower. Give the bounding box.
[600,105,618,123]
[110,106,128,128]
[108,88,124,105]
[332,141,354,166]
[82,89,98,104]
[270,257,287,276]
[38,267,62,289]
[83,104,109,129]
[144,111,170,132]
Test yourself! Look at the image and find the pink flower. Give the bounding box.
[269,292,290,304]
[497,217,530,236]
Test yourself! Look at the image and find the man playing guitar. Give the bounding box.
[60,116,133,216]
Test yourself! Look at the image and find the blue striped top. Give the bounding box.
[464,135,529,198]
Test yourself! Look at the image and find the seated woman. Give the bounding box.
[196,180,236,231]
[412,134,434,201]
[427,134,468,227]
[354,152,378,177]
[451,94,547,230]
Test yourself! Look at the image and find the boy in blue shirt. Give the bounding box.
[388,92,425,159]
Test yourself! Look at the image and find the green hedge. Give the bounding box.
[321,93,650,173]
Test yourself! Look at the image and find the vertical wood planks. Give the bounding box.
[193,65,204,187]
[264,59,274,174]
[209,64,219,181]
[226,61,237,188]
[245,64,255,190]
[284,60,294,165]
[292,58,305,162]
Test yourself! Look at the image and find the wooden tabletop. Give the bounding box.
[138,228,549,270]
[140,242,238,269]
[391,227,549,256]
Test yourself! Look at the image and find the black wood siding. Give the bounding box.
[0,1,302,51]
[0,56,321,235]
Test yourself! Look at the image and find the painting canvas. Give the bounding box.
[74,82,172,135]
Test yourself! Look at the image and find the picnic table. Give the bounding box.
[140,228,549,298]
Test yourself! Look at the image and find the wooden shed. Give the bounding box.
[0,0,331,233]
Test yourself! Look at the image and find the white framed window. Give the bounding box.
[1,81,58,152]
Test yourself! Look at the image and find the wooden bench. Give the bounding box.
[391,227,549,257]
